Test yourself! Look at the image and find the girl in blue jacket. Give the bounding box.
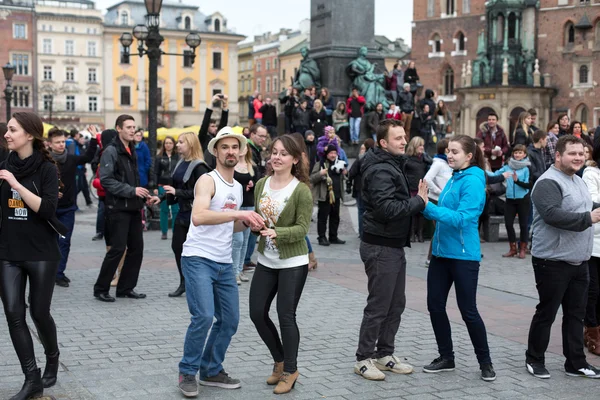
[422,135,495,382]
[486,144,531,258]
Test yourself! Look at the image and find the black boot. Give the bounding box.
[10,368,43,400]
[42,352,59,388]
[168,281,186,297]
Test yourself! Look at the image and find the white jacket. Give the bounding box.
[424,156,453,201]
[582,166,600,257]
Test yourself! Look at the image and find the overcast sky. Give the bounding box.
[94,0,413,46]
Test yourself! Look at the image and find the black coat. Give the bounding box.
[404,154,432,192]
[293,108,310,128]
[155,151,180,186]
[404,68,419,84]
[305,139,317,172]
[398,91,414,113]
[99,138,143,212]
[309,109,328,137]
[56,138,98,209]
[259,104,278,126]
[513,126,534,147]
[527,145,546,186]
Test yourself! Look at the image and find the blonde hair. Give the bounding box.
[515,111,532,138]
[406,136,425,157]
[243,147,256,176]
[178,131,204,161]
[313,99,323,112]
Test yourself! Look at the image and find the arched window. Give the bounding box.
[444,67,454,95]
[595,20,600,47]
[508,13,517,39]
[566,22,575,45]
[458,32,465,51]
[497,14,505,43]
[214,19,221,32]
[579,65,589,84]
[184,16,191,30]
[121,11,129,25]
[433,34,441,52]
[581,107,588,125]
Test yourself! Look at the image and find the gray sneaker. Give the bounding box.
[179,373,198,397]
[199,370,241,389]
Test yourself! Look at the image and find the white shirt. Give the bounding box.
[257,177,309,269]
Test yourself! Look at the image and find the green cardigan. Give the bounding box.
[254,177,313,260]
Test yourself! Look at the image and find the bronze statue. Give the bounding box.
[346,46,389,110]
[292,47,321,91]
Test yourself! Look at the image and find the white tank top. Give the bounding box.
[182,170,243,263]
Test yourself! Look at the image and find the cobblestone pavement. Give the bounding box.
[1,200,599,400]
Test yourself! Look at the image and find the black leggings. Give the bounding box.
[504,196,530,243]
[0,260,59,372]
[585,256,600,328]
[171,220,190,282]
[249,263,308,373]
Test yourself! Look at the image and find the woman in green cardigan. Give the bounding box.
[249,134,313,394]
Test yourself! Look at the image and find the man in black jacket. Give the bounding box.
[247,124,268,176]
[198,94,229,168]
[259,97,278,138]
[93,115,159,302]
[49,127,98,287]
[397,83,414,136]
[528,130,548,185]
[354,119,428,380]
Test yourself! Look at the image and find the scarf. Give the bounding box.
[434,154,448,162]
[508,157,531,170]
[51,150,68,165]
[5,150,45,180]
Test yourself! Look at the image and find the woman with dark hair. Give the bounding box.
[557,113,570,138]
[422,135,496,382]
[332,101,349,143]
[249,134,313,394]
[347,138,375,238]
[0,112,68,399]
[0,122,9,163]
[319,87,334,117]
[404,61,420,98]
[569,120,593,146]
[155,136,180,240]
[435,100,452,136]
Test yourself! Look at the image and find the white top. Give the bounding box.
[583,166,600,257]
[182,170,243,263]
[257,177,309,269]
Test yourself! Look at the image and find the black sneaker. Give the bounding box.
[55,277,69,288]
[318,237,330,246]
[480,363,496,382]
[92,233,103,241]
[329,238,346,244]
[423,356,455,373]
[565,364,600,378]
[199,370,241,389]
[178,373,198,397]
[63,275,71,283]
[526,362,550,379]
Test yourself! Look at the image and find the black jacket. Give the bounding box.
[100,138,143,212]
[404,67,419,85]
[293,107,310,128]
[397,91,414,113]
[56,138,98,209]
[248,140,265,176]
[305,139,317,172]
[155,151,180,186]
[170,161,211,221]
[348,153,366,198]
[365,111,384,134]
[259,104,278,126]
[360,148,425,248]
[309,108,328,137]
[404,154,432,192]
[513,126,534,147]
[527,145,546,185]
[198,107,229,169]
[280,95,298,117]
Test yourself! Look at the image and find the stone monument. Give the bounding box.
[292,47,321,92]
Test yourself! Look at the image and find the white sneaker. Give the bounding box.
[354,359,385,380]
[239,272,249,282]
[375,355,414,374]
[235,275,242,286]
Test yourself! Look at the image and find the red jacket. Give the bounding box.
[385,111,402,121]
[346,95,366,117]
[476,123,509,170]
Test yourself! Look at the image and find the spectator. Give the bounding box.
[404,136,432,242]
[404,60,420,98]
[332,101,349,143]
[92,129,118,242]
[570,120,593,147]
[253,94,264,124]
[512,111,534,147]
[418,103,437,154]
[248,90,258,126]
[0,122,8,163]
[528,130,548,186]
[154,136,180,240]
[435,100,452,136]
[557,113,570,138]
[385,62,404,104]
[347,138,375,239]
[259,97,278,139]
[365,103,384,141]
[310,99,328,138]
[280,86,299,133]
[302,87,315,110]
[398,83,414,138]
[293,99,310,135]
[198,94,229,168]
[544,121,560,168]
[419,89,436,115]
[317,126,342,159]
[346,88,366,145]
[385,104,402,121]
[319,87,335,116]
[304,130,318,172]
[577,143,594,178]
[528,108,539,131]
[133,130,151,188]
[247,124,268,176]
[242,126,250,137]
[476,112,509,171]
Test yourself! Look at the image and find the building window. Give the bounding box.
[183,50,193,67]
[66,95,75,112]
[266,77,270,92]
[463,0,470,14]
[12,86,29,108]
[566,22,575,45]
[121,11,129,25]
[596,20,600,47]
[43,39,52,54]
[581,106,588,124]
[42,24,45,31]
[508,13,517,39]
[120,46,130,64]
[282,69,286,82]
[183,88,193,107]
[444,67,454,95]
[580,65,589,84]
[66,67,75,81]
[88,41,97,57]
[446,0,455,15]
[427,0,434,17]
[430,34,442,53]
[214,19,220,32]
[273,76,278,92]
[458,32,465,51]
[266,60,270,70]
[43,65,53,80]
[43,95,53,111]
[88,68,97,82]
[185,16,191,30]
[273,59,277,69]
[65,40,74,56]
[257,78,261,92]
[248,60,252,70]
[256,60,261,72]
[12,54,29,75]
[246,79,250,92]
[88,96,98,112]
[120,86,131,106]
[13,23,26,39]
[213,52,222,69]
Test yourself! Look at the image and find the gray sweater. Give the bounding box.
[531,166,597,264]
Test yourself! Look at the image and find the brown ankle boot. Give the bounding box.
[587,326,600,356]
[266,362,284,385]
[518,242,527,259]
[273,371,299,394]
[502,243,517,258]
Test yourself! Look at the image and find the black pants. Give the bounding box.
[0,260,60,372]
[76,168,92,205]
[427,256,491,364]
[94,210,144,295]
[585,257,600,327]
[527,257,589,370]
[356,242,406,361]
[504,195,530,243]
[249,263,308,373]
[171,220,190,283]
[317,199,340,240]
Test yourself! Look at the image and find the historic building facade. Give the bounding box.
[237,42,253,126]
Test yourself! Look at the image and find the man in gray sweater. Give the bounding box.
[526,135,600,379]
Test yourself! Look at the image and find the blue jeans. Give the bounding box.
[96,198,105,235]
[180,256,240,377]
[244,234,257,265]
[232,206,253,275]
[56,205,77,279]
[357,193,366,239]
[305,236,312,253]
[350,117,361,142]
[427,256,491,364]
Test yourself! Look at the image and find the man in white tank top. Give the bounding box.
[178,127,265,397]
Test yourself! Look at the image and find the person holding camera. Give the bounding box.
[198,94,229,168]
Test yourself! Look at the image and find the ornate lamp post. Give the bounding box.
[2,63,15,122]
[119,0,201,188]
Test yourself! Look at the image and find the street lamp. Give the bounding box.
[119,0,201,188]
[2,63,15,122]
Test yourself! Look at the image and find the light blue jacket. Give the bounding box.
[487,162,530,199]
[423,166,486,261]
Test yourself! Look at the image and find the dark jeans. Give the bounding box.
[171,220,190,283]
[0,260,59,372]
[356,242,407,361]
[96,198,105,235]
[427,256,491,364]
[76,168,92,205]
[249,264,308,373]
[284,115,293,133]
[266,125,277,139]
[244,234,257,265]
[585,257,600,327]
[356,194,366,239]
[527,257,589,369]
[56,205,77,279]
[317,199,340,239]
[94,210,144,295]
[504,195,530,243]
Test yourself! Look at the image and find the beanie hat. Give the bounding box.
[325,144,338,157]
[324,126,335,136]
[305,130,315,138]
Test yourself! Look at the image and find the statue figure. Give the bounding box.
[292,47,321,91]
[524,50,535,86]
[345,46,389,110]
